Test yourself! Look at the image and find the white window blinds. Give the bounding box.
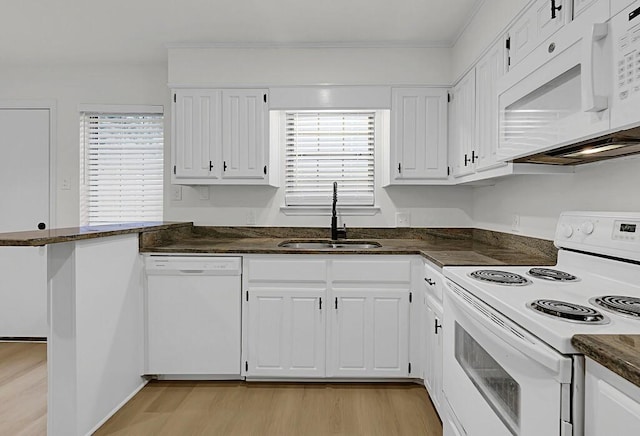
[80,111,164,225]
[285,111,375,206]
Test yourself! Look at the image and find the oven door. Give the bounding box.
[443,280,574,436]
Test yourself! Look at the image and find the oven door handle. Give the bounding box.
[446,280,572,382]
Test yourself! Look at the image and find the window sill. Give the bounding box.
[280,206,381,216]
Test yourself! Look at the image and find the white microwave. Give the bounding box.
[496,0,640,163]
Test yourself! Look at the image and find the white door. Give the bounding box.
[328,289,409,377]
[246,287,325,377]
[475,40,508,172]
[0,108,50,232]
[173,89,221,180]
[221,89,268,180]
[391,88,448,181]
[450,70,476,178]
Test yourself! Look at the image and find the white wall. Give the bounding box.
[0,64,169,227]
[169,46,452,86]
[473,156,640,240]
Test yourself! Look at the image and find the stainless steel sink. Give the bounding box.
[278,240,382,249]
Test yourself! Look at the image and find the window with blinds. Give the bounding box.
[285,111,375,206]
[80,111,164,225]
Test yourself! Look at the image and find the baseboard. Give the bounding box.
[85,379,148,436]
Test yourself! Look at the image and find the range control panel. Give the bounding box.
[555,212,640,262]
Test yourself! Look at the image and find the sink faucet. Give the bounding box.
[331,182,347,240]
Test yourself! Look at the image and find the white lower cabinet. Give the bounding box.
[329,289,410,378]
[246,288,325,377]
[243,255,412,379]
[585,358,640,436]
[424,296,443,412]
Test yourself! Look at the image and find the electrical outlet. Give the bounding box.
[396,212,410,227]
[197,186,209,200]
[171,185,182,201]
[246,210,256,225]
[512,214,520,231]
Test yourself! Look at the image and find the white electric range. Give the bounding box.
[441,212,640,436]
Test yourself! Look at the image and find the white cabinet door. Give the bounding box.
[424,296,443,415]
[246,288,325,377]
[506,0,569,71]
[329,289,409,378]
[475,40,508,172]
[391,88,448,182]
[173,89,221,180]
[450,69,476,178]
[222,89,269,180]
[585,359,640,436]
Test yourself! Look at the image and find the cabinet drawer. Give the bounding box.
[246,258,327,282]
[331,259,411,283]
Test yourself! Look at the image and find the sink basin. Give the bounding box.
[278,240,382,249]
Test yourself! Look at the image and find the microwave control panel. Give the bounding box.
[616,4,640,101]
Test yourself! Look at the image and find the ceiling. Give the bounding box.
[0,0,482,66]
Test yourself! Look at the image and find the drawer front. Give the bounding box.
[246,258,327,282]
[331,259,411,283]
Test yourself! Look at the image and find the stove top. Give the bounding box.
[444,250,640,354]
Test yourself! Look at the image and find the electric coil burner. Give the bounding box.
[468,270,531,286]
[590,295,640,319]
[528,299,609,324]
[527,267,579,282]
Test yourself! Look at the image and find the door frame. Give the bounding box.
[0,100,57,229]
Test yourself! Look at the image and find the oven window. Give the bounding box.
[455,322,520,435]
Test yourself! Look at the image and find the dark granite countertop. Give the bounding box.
[572,335,640,388]
[0,222,192,246]
[140,226,557,268]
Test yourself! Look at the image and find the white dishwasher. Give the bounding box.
[145,255,242,378]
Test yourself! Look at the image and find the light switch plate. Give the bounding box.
[396,212,410,227]
[171,185,182,201]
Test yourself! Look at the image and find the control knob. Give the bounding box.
[580,221,594,235]
[562,224,574,238]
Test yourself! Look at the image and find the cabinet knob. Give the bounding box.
[424,277,435,286]
[37,222,46,230]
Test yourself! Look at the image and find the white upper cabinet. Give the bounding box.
[475,40,508,172]
[221,89,269,180]
[388,87,449,184]
[173,89,221,180]
[506,0,570,71]
[172,88,270,185]
[449,69,476,178]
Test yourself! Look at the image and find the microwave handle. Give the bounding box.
[582,22,609,112]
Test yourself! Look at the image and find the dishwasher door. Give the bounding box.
[145,256,242,378]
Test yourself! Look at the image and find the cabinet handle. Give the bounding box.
[335,297,338,310]
[223,161,227,172]
[209,161,213,171]
[319,297,322,310]
[435,319,442,335]
[550,0,562,19]
[464,154,470,166]
[263,165,267,175]
[398,163,402,174]
[424,277,435,286]
[471,150,477,163]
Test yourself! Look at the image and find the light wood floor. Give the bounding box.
[0,342,47,436]
[96,381,443,436]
